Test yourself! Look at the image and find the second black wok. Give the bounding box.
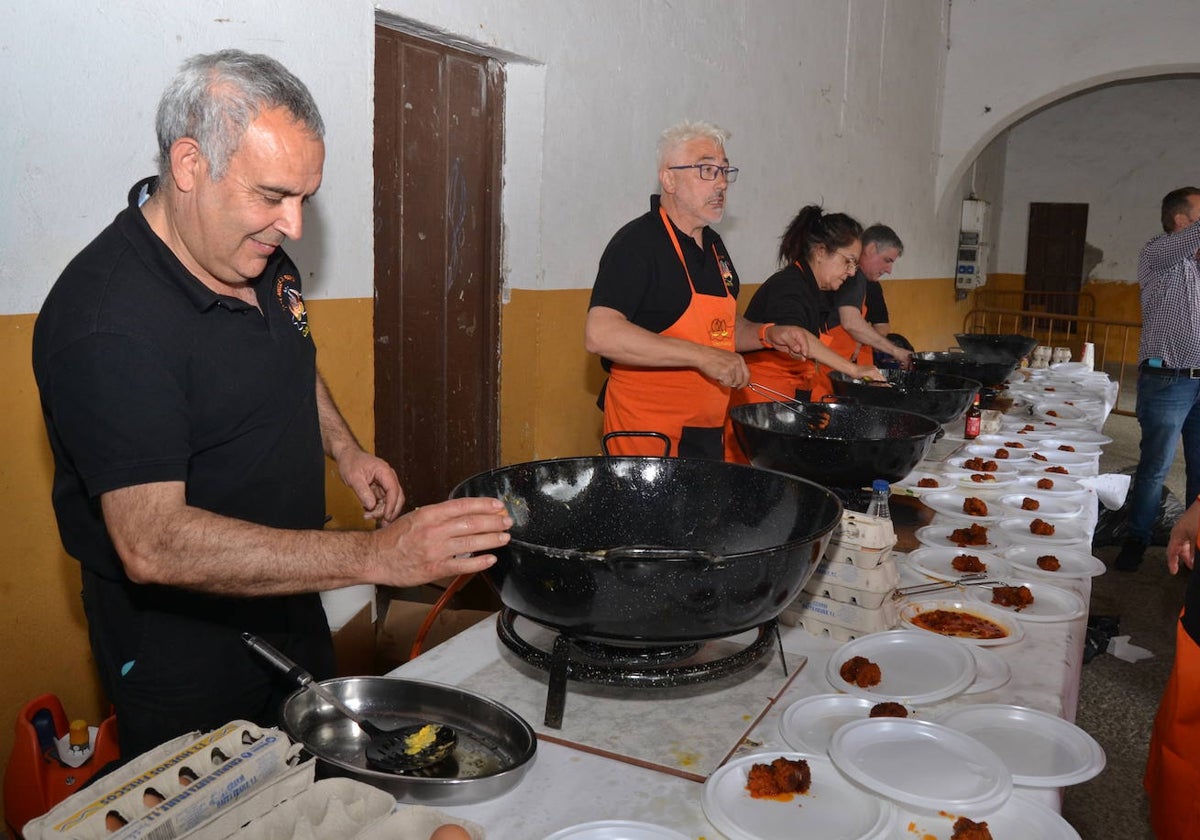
[828,369,981,424]
[731,401,941,487]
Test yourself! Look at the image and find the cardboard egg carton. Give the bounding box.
[780,590,900,638]
[227,778,394,840]
[824,511,898,569]
[808,555,900,595]
[23,721,312,840]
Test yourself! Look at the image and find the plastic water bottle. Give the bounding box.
[865,479,891,520]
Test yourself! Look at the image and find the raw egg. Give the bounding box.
[429,825,472,840]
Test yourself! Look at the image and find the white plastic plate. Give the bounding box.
[542,822,692,840]
[965,579,1086,623]
[829,718,1012,814]
[995,493,1085,520]
[944,456,1019,476]
[778,694,878,754]
[963,443,1034,462]
[1036,437,1103,454]
[964,645,1011,695]
[914,524,1012,553]
[825,629,976,705]
[898,598,1025,646]
[952,472,1020,494]
[1026,448,1099,468]
[1011,475,1087,497]
[701,752,896,840]
[997,517,1090,546]
[894,792,1080,839]
[920,491,1004,523]
[892,470,952,496]
[1004,544,1107,579]
[972,434,1035,451]
[937,704,1105,787]
[906,546,1009,582]
[1049,428,1113,445]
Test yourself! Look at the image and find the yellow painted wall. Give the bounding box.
[876,277,979,351]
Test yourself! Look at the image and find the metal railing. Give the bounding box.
[962,306,1141,416]
[974,289,1098,320]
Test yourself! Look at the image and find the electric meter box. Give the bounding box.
[955,199,989,290]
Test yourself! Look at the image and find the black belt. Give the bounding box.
[1141,362,1200,378]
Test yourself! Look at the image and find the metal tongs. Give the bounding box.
[892,573,1009,600]
[746,382,808,416]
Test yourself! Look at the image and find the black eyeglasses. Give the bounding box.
[667,163,739,183]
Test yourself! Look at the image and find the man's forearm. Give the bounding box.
[102,483,379,596]
[840,308,908,357]
[316,371,362,462]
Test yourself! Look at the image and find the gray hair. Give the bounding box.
[657,120,730,169]
[861,223,904,255]
[155,49,324,182]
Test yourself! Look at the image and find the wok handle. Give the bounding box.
[601,431,671,457]
[602,545,721,567]
[241,632,313,689]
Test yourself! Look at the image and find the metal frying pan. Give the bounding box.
[242,632,455,772]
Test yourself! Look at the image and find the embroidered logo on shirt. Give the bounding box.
[717,255,734,290]
[275,274,309,336]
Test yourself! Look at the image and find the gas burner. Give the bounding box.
[568,638,702,668]
[497,608,786,729]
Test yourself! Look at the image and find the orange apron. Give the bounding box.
[724,349,814,463]
[1146,609,1200,839]
[603,207,736,459]
[811,295,866,400]
[725,261,838,462]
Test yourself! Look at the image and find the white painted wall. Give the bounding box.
[938,0,1200,208]
[995,77,1200,283]
[2,0,964,317]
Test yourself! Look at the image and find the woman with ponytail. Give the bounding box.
[724,205,883,462]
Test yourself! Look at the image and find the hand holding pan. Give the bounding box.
[241,632,456,772]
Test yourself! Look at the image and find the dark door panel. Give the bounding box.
[374,27,503,509]
[1024,202,1088,328]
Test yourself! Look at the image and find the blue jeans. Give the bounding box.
[1129,370,1200,543]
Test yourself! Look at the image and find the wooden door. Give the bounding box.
[373,27,503,510]
[1023,202,1088,322]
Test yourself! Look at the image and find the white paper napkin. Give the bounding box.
[1078,473,1131,511]
[1108,635,1155,663]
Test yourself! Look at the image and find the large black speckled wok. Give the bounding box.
[731,401,942,487]
[829,369,982,424]
[450,456,842,643]
[911,350,1020,388]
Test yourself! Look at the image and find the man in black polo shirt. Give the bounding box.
[32,50,512,758]
[585,120,811,459]
[824,224,913,369]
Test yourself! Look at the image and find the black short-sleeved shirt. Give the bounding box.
[32,178,333,748]
[864,278,889,325]
[33,178,327,580]
[589,194,740,338]
[743,261,831,335]
[824,270,867,331]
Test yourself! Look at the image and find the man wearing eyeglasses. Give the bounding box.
[824,224,913,372]
[585,121,811,459]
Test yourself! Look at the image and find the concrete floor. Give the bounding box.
[1060,410,1190,839]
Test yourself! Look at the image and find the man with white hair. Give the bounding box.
[585,120,811,459]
